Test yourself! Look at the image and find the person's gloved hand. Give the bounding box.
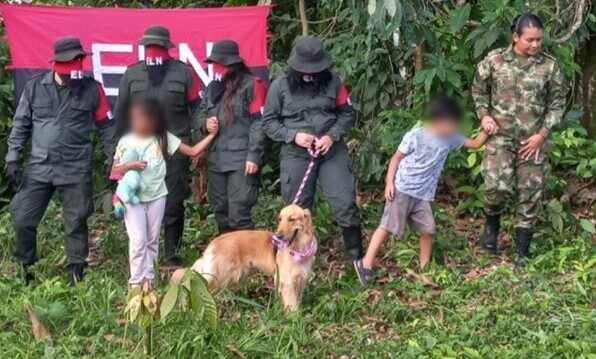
[6,161,22,187]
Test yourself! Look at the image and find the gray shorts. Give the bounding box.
[379,191,435,237]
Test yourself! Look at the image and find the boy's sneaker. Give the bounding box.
[353,259,373,286]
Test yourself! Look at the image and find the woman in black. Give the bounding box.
[199,40,267,233]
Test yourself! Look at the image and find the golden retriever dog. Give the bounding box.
[172,204,317,311]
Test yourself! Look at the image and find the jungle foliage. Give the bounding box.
[0,1,594,357]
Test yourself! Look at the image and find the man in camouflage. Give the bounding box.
[471,14,567,260]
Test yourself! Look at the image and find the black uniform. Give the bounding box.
[198,74,267,231]
[7,72,115,266]
[262,72,363,259]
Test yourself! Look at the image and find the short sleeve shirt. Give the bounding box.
[114,132,181,202]
[394,127,465,201]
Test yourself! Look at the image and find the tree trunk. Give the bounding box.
[414,42,425,71]
[298,0,308,35]
[580,34,596,138]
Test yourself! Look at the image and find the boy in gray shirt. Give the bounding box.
[354,97,488,285]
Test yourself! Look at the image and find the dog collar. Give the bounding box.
[289,240,317,263]
[271,234,317,263]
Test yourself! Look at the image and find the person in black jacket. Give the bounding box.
[198,40,267,233]
[262,36,363,261]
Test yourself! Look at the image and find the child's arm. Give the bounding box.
[384,150,406,201]
[111,160,147,174]
[177,133,217,157]
[463,130,489,149]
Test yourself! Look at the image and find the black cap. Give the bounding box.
[206,39,244,66]
[287,36,332,73]
[139,25,175,49]
[53,37,90,62]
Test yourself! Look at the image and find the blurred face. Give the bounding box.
[513,26,543,57]
[429,117,459,137]
[129,105,155,137]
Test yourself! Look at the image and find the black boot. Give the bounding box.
[515,227,532,265]
[217,225,233,235]
[479,213,500,254]
[342,226,364,260]
[67,263,85,286]
[19,264,34,285]
[163,223,184,266]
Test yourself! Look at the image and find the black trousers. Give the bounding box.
[207,169,259,232]
[280,143,362,258]
[11,176,93,266]
[163,157,190,260]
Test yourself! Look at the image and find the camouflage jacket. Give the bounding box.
[471,46,567,139]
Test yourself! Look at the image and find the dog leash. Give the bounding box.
[292,143,320,204]
[271,142,321,260]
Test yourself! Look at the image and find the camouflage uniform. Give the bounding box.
[472,46,567,228]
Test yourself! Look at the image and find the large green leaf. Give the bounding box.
[449,4,471,34]
[160,284,179,321]
[579,219,596,234]
[191,274,218,329]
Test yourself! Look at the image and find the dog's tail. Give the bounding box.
[190,247,217,287]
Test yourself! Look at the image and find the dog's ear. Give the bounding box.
[303,208,312,223]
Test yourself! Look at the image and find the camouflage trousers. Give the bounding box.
[482,137,548,228]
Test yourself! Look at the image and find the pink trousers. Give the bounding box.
[124,197,166,284]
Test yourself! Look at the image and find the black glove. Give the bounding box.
[6,161,22,187]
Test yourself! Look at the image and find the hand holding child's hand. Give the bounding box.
[127,161,147,171]
[384,183,395,202]
[481,116,499,135]
[206,117,219,134]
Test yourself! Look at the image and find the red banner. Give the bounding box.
[1,4,270,97]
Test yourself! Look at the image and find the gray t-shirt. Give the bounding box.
[394,127,465,201]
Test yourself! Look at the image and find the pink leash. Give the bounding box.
[272,142,321,261]
[292,144,320,204]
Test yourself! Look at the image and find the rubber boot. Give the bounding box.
[217,225,233,235]
[479,213,500,254]
[342,226,364,260]
[515,227,532,266]
[163,224,184,267]
[19,264,34,285]
[67,263,85,286]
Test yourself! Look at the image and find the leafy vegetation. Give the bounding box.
[0,191,594,357]
[0,0,594,357]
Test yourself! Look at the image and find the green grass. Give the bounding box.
[0,193,594,358]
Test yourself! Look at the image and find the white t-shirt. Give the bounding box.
[114,132,181,202]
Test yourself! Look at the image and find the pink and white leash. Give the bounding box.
[271,143,321,261]
[292,144,320,204]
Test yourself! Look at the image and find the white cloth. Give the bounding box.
[124,197,166,284]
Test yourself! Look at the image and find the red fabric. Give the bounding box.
[187,65,201,101]
[53,57,83,75]
[249,77,267,115]
[144,45,171,65]
[336,83,351,107]
[212,63,228,80]
[95,85,112,123]
[1,4,270,69]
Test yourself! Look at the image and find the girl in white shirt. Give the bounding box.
[112,98,217,287]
